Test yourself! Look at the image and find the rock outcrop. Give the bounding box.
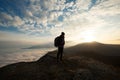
[0,53,120,80]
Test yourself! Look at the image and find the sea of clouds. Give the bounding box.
[0,41,55,67]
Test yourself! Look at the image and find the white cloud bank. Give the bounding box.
[0,0,120,43]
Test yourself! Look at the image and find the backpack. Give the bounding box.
[54,36,60,47]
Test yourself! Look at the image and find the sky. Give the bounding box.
[0,0,120,45]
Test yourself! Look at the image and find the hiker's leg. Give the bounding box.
[57,47,60,61]
[60,47,63,61]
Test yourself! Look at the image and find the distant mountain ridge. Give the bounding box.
[62,42,120,67]
[65,41,120,56]
[26,42,54,49]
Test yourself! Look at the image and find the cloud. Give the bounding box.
[0,12,24,27]
[13,16,24,26]
[0,0,90,34]
[88,0,102,10]
[0,48,48,67]
[65,0,76,4]
[0,0,120,43]
[0,12,13,26]
[116,39,120,41]
[0,12,13,21]
[0,30,54,45]
[25,10,33,17]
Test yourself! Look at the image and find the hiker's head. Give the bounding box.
[60,32,65,37]
[61,32,65,36]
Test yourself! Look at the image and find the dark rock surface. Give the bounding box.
[0,53,120,80]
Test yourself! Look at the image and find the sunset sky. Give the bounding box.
[0,0,120,45]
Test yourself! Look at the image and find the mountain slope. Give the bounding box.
[0,42,120,80]
[64,42,120,66]
[65,42,120,56]
[0,53,120,80]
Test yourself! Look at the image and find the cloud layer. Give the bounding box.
[0,0,120,43]
[0,0,101,33]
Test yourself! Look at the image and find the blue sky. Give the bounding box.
[0,0,120,44]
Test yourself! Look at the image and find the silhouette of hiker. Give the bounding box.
[56,32,65,62]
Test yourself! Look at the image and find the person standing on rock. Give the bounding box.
[54,32,65,62]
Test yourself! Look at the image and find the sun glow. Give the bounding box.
[82,30,96,42]
[83,35,95,42]
[69,29,97,43]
